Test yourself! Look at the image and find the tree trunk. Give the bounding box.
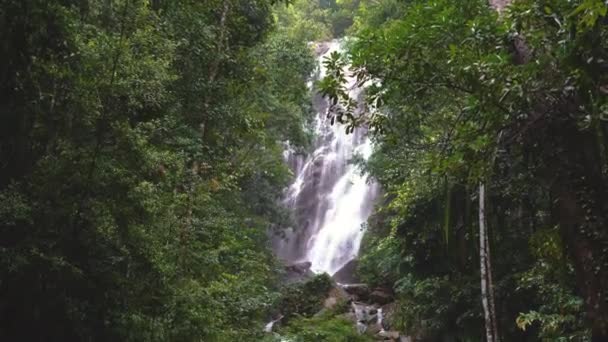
[479,183,499,342]
[485,215,499,342]
[547,123,608,341]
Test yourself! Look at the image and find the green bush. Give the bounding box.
[276,311,373,342]
[279,273,334,320]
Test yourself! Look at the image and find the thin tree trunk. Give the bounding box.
[479,182,497,342]
[479,136,502,342]
[481,3,512,340]
[485,212,499,342]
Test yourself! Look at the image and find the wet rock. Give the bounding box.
[332,259,360,283]
[288,261,312,273]
[369,288,394,305]
[366,322,382,336]
[356,321,367,334]
[378,330,400,339]
[341,283,370,300]
[352,302,377,324]
[313,41,332,56]
[379,302,397,330]
[283,261,314,284]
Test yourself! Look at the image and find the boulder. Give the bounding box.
[356,321,367,334]
[283,261,314,284]
[341,283,370,300]
[352,302,378,324]
[313,41,332,56]
[286,261,312,274]
[366,322,382,336]
[369,288,394,305]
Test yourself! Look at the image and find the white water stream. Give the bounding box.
[275,41,379,275]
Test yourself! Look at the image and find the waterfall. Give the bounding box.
[377,308,385,333]
[274,40,379,276]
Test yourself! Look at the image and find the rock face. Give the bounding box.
[332,259,360,283]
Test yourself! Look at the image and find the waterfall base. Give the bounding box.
[266,271,414,340]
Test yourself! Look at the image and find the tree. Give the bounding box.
[320,0,607,339]
[0,0,316,340]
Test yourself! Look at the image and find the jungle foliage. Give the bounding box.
[275,0,362,41]
[2,0,608,341]
[0,0,317,340]
[320,0,608,340]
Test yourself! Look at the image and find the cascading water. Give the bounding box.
[274,40,379,276]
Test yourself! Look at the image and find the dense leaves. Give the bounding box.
[0,0,316,340]
[2,0,607,340]
[321,0,608,340]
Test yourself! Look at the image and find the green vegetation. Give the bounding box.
[270,275,369,342]
[2,0,608,341]
[273,313,373,342]
[321,0,608,340]
[275,0,362,41]
[279,273,334,321]
[0,0,315,340]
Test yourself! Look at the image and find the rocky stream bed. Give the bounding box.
[264,261,415,341]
